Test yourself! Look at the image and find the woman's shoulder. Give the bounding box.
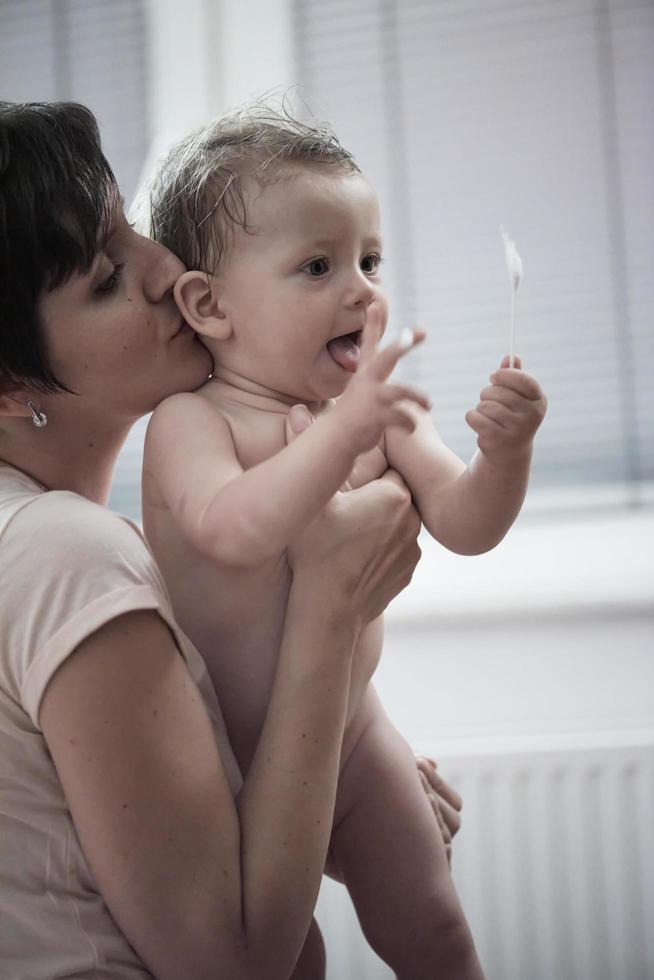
[0,484,168,629]
[0,488,173,726]
[5,487,150,562]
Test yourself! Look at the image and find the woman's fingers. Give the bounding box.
[419,771,453,867]
[285,404,314,445]
[437,797,463,839]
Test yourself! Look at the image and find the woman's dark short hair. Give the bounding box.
[0,101,118,393]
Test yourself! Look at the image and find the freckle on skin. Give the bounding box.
[68,738,76,745]
[122,803,128,809]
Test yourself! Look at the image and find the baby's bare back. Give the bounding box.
[143,394,389,775]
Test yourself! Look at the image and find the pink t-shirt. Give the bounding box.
[0,463,241,979]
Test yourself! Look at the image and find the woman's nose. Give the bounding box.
[142,236,186,303]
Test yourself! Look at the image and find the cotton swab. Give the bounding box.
[500,227,523,368]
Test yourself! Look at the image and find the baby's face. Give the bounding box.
[215,167,388,402]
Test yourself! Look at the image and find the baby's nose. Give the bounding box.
[349,272,376,307]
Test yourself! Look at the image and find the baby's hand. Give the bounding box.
[334,322,431,456]
[465,354,547,467]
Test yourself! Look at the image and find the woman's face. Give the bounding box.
[38,207,212,423]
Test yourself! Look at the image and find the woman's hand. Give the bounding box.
[325,755,463,883]
[416,755,462,867]
[288,471,421,630]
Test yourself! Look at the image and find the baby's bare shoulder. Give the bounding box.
[146,389,232,450]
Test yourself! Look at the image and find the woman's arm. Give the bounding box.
[40,475,420,980]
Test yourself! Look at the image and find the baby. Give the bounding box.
[142,105,546,979]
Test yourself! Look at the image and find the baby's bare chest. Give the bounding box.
[225,405,389,486]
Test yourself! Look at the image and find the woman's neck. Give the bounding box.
[0,415,132,503]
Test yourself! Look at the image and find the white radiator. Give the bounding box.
[315,739,654,980]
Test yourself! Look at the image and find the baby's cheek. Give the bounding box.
[372,294,390,336]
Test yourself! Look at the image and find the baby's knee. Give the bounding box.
[379,898,479,980]
[419,901,481,979]
[289,917,326,980]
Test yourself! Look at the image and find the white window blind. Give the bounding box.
[294,0,654,510]
[1,0,148,519]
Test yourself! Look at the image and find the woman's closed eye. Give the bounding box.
[360,252,382,275]
[96,262,125,295]
[302,257,330,278]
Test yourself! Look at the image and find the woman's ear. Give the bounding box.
[173,270,233,341]
[0,389,33,420]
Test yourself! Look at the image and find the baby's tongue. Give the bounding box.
[327,333,360,373]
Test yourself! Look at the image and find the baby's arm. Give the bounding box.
[385,355,547,554]
[143,329,428,567]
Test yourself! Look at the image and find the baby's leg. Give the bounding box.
[332,687,485,980]
[290,918,326,980]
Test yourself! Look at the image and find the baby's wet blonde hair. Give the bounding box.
[146,100,359,275]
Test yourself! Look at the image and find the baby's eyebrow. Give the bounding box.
[304,237,338,249]
[302,234,382,250]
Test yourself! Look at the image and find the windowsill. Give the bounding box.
[385,506,654,625]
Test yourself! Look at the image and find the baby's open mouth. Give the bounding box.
[326,330,362,373]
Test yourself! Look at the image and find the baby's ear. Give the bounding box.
[173,270,232,341]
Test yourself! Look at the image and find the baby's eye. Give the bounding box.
[96,262,125,295]
[360,253,382,275]
[302,257,330,277]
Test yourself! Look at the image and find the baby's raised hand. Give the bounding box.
[334,322,431,456]
[465,354,547,467]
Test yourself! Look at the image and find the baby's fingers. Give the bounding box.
[358,310,385,364]
[382,382,431,412]
[490,367,544,402]
[370,327,426,382]
[500,353,523,370]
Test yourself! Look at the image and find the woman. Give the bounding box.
[0,101,460,980]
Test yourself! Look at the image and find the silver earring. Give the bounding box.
[27,401,48,428]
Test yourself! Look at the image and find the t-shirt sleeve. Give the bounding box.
[0,492,174,729]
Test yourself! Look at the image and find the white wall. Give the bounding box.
[143,0,295,150]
